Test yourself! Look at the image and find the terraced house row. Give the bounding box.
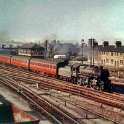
[96,44,124,69]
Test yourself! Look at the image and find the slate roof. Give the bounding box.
[96,45,124,53]
[19,43,45,50]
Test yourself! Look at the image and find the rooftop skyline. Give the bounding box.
[0,0,124,43]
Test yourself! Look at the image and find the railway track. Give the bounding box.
[0,64,124,109]
[0,64,124,123]
[0,75,81,124]
[0,74,123,124]
[0,64,124,105]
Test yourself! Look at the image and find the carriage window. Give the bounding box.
[48,64,50,68]
[52,65,55,69]
[53,65,55,69]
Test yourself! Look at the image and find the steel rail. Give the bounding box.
[0,64,124,123]
[0,76,80,124]
[0,66,124,110]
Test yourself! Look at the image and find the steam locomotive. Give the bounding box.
[59,64,112,91]
[0,54,112,91]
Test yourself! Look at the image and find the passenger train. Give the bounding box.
[0,55,67,77]
[0,54,112,91]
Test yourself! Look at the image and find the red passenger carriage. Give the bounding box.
[30,58,57,77]
[0,55,11,64]
[0,55,58,77]
[11,56,29,69]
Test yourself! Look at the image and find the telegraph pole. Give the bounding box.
[92,38,95,66]
[44,40,48,58]
[88,38,92,65]
[81,39,84,65]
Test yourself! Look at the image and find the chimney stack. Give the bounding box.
[115,41,122,47]
[103,41,109,47]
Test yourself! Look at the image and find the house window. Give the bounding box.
[120,60,124,65]
[111,59,114,64]
[120,53,123,56]
[104,59,106,63]
[106,59,109,63]
[101,60,103,64]
[111,52,113,56]
[116,52,118,56]
[117,61,119,66]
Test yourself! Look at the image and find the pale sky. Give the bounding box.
[0,0,124,44]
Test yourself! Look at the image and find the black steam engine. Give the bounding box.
[58,64,112,92]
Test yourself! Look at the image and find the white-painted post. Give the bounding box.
[36,83,39,89]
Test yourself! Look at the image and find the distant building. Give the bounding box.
[18,43,45,57]
[94,45,124,69]
[0,41,23,48]
[53,43,80,57]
